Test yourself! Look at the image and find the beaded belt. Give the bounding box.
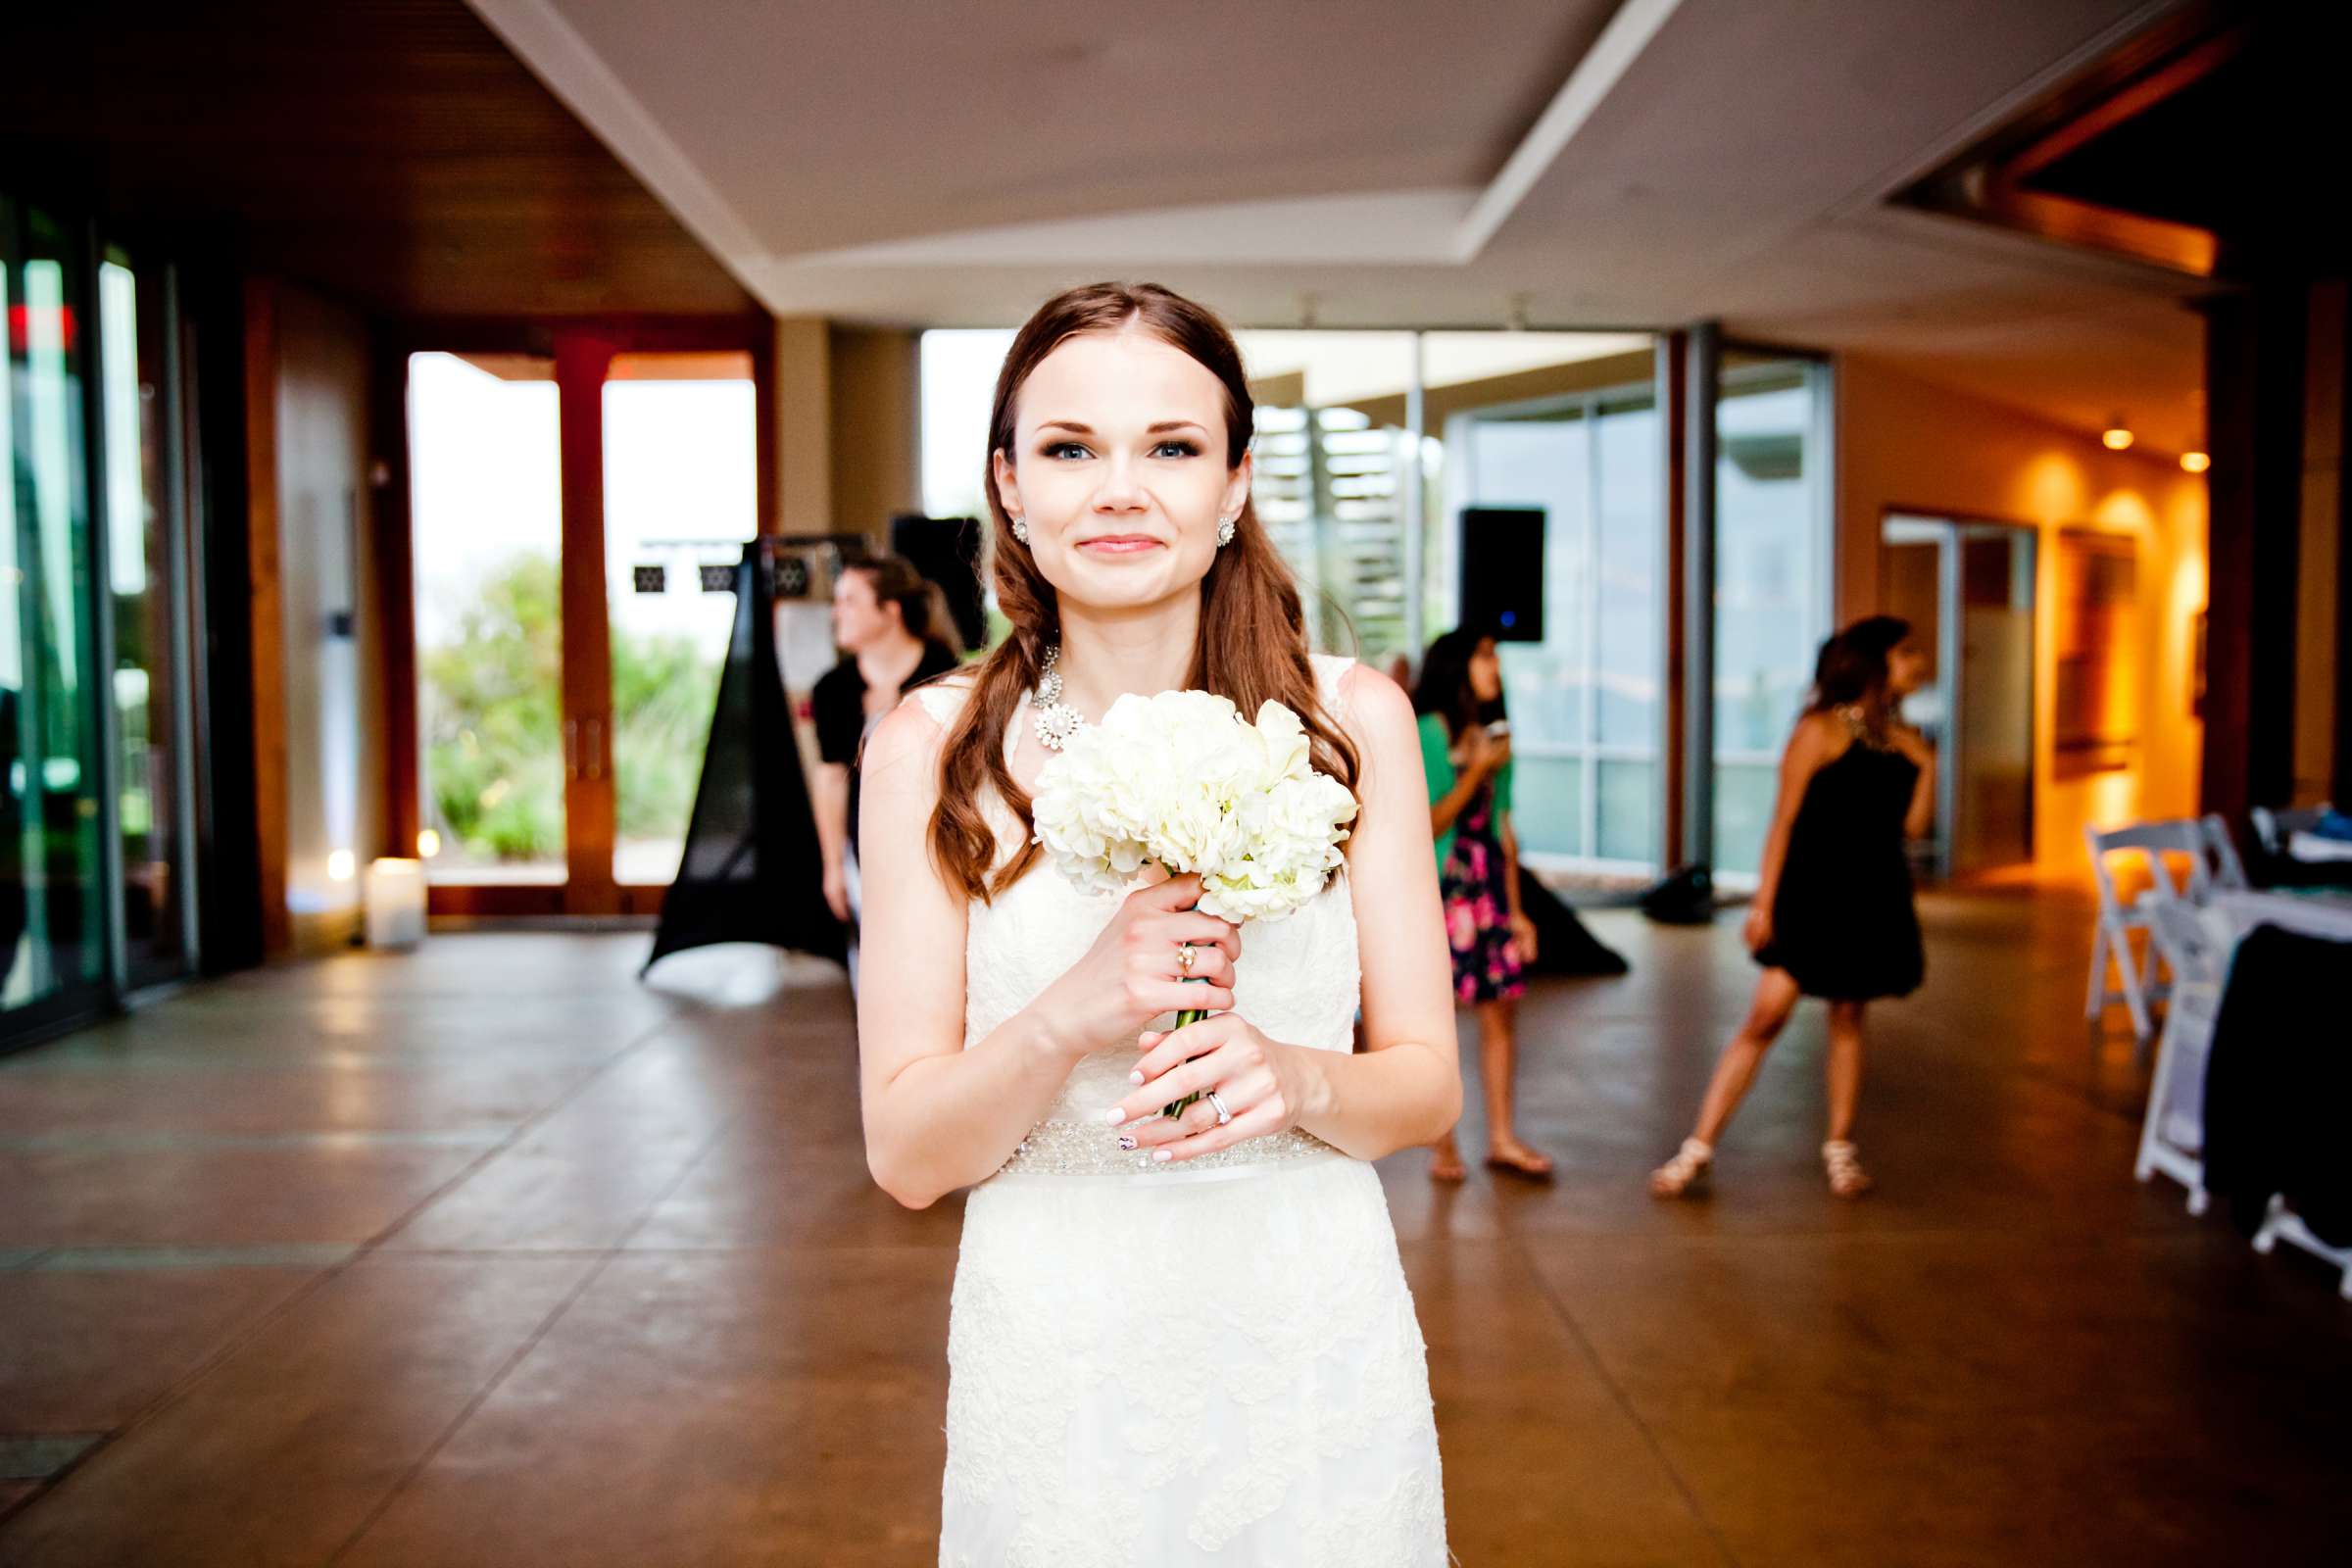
[992,1119,1345,1183]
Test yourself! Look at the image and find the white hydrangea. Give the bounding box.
[1030,690,1358,924]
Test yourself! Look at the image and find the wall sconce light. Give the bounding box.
[2101,416,2134,451]
[417,828,442,859]
[2180,451,2210,473]
[326,849,356,883]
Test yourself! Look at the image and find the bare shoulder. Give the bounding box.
[1337,660,1410,729]
[1335,662,1421,772]
[1787,710,1847,765]
[863,684,956,778]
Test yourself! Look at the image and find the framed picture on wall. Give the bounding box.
[2053,529,2138,778]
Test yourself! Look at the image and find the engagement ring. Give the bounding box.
[1205,1089,1233,1126]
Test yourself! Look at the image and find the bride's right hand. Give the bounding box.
[1030,872,1240,1061]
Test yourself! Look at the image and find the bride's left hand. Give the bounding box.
[1105,1015,1329,1162]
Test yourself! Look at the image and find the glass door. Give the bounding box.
[408,351,567,902]
[0,196,109,1025]
[96,242,199,985]
[408,346,758,914]
[1883,514,2036,878]
[600,352,757,895]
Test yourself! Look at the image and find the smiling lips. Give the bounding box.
[1076,535,1163,555]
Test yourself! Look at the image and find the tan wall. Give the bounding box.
[770,318,921,542]
[1837,355,2208,870]
[828,326,921,541]
[771,317,832,535]
[271,284,384,954]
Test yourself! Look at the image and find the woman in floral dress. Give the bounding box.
[1414,630,1552,1182]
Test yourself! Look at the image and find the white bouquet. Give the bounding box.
[1031,689,1359,1111]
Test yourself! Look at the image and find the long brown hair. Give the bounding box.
[1804,614,1912,715]
[928,281,1361,904]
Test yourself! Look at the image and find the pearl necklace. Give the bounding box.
[1030,643,1087,750]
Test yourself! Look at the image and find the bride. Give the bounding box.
[857,281,1458,1565]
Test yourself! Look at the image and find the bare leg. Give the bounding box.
[1691,968,1803,1146]
[1822,1000,1874,1197]
[1480,997,1551,1176]
[1652,968,1802,1197]
[1824,1001,1867,1144]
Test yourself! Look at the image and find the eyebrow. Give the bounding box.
[1035,419,1208,437]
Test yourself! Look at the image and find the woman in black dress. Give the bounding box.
[1651,615,1934,1199]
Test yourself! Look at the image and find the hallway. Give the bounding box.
[2,893,2347,1566]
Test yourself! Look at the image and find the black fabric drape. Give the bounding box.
[1515,866,1630,977]
[2201,923,2352,1244]
[644,542,848,974]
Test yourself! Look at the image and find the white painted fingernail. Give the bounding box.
[1128,1069,1144,1084]
[1103,1107,1126,1126]
[1117,1135,1139,1151]
[1152,1150,1173,1162]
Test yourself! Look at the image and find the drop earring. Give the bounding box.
[1215,514,1236,548]
[1010,514,1029,545]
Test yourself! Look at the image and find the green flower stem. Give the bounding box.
[1160,986,1212,1118]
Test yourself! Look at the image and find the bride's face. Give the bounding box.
[994,326,1250,613]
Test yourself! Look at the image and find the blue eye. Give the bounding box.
[1153,440,1202,459]
[1042,441,1090,460]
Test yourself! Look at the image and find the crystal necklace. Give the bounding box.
[1030,643,1087,750]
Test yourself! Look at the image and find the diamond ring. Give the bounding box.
[1205,1089,1233,1126]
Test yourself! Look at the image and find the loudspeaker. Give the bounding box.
[1458,506,1545,642]
[891,514,987,654]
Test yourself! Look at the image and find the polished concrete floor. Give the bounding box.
[1,890,2348,1566]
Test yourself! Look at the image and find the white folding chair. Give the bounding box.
[2134,898,2230,1213]
[2084,819,2206,1041]
[2198,813,2249,894]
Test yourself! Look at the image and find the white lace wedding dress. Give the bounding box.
[908,653,1448,1567]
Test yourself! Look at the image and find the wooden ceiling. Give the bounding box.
[0,0,760,320]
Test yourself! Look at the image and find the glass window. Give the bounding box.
[0,196,108,1015]
[1427,331,1661,870]
[920,329,1014,524]
[1234,331,1418,663]
[912,324,1668,873]
[1712,356,1830,875]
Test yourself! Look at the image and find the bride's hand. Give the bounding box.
[1107,1015,1329,1161]
[1029,872,1240,1062]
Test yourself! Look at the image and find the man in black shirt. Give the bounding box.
[809,557,962,981]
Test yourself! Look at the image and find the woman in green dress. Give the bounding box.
[1414,630,1552,1182]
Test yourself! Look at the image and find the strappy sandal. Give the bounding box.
[1822,1140,1874,1199]
[1648,1138,1713,1198]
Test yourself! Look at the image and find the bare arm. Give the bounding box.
[856,696,1246,1208]
[1427,727,1500,838]
[811,762,851,917]
[1895,727,1937,841]
[854,700,1081,1207]
[1114,665,1463,1162]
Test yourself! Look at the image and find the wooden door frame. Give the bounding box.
[376,315,775,918]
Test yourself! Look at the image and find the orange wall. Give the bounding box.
[1836,355,2208,870]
